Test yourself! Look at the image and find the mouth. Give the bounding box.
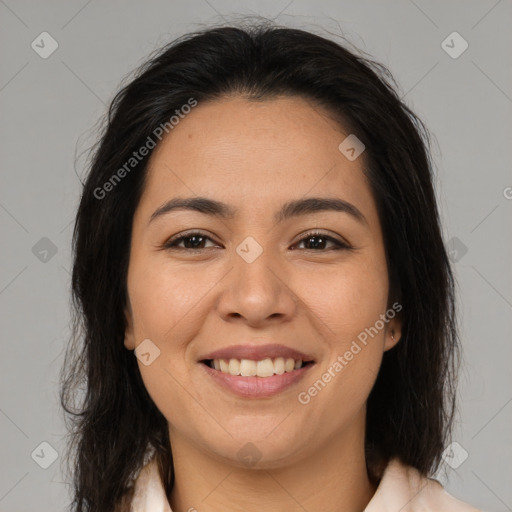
[200,357,315,377]
[200,357,316,399]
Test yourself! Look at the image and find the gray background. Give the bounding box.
[1,1,511,511]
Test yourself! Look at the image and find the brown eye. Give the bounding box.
[293,231,351,251]
[161,230,351,252]
[163,232,219,250]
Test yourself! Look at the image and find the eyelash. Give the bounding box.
[161,230,352,252]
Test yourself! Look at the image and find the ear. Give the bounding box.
[383,309,402,352]
[124,301,136,351]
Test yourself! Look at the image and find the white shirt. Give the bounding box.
[129,452,481,511]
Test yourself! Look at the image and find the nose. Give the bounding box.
[216,244,298,327]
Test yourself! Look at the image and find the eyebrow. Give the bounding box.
[149,196,368,227]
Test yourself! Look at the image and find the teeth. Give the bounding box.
[240,359,257,376]
[211,357,307,377]
[228,359,240,376]
[256,358,274,377]
[273,357,285,375]
[284,357,295,372]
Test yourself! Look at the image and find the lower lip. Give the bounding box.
[200,362,314,398]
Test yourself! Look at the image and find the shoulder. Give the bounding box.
[364,458,481,511]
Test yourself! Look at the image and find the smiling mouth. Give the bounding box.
[201,357,315,378]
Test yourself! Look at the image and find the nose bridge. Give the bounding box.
[217,234,296,323]
[234,234,281,298]
[235,236,277,291]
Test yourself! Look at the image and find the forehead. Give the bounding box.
[138,96,377,225]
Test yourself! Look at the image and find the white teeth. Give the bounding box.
[273,357,285,375]
[284,357,295,372]
[211,357,307,377]
[240,359,257,376]
[256,358,274,377]
[228,359,240,376]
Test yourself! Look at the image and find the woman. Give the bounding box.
[60,20,480,511]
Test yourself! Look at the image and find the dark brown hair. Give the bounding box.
[60,19,460,511]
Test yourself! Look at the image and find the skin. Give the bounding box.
[124,96,402,512]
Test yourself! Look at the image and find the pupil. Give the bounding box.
[307,236,325,249]
[185,235,204,248]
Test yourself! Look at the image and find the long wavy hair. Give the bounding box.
[60,19,460,512]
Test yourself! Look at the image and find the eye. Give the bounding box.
[160,230,352,252]
[292,230,351,251]
[162,231,219,250]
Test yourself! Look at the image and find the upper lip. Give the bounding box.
[199,343,316,362]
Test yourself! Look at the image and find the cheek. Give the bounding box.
[127,258,213,339]
[127,260,205,426]
[295,257,388,398]
[298,256,389,336]
[136,358,201,438]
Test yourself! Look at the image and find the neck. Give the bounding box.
[167,413,376,512]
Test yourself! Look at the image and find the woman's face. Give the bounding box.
[124,96,401,467]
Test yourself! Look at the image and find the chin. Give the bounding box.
[199,428,309,470]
